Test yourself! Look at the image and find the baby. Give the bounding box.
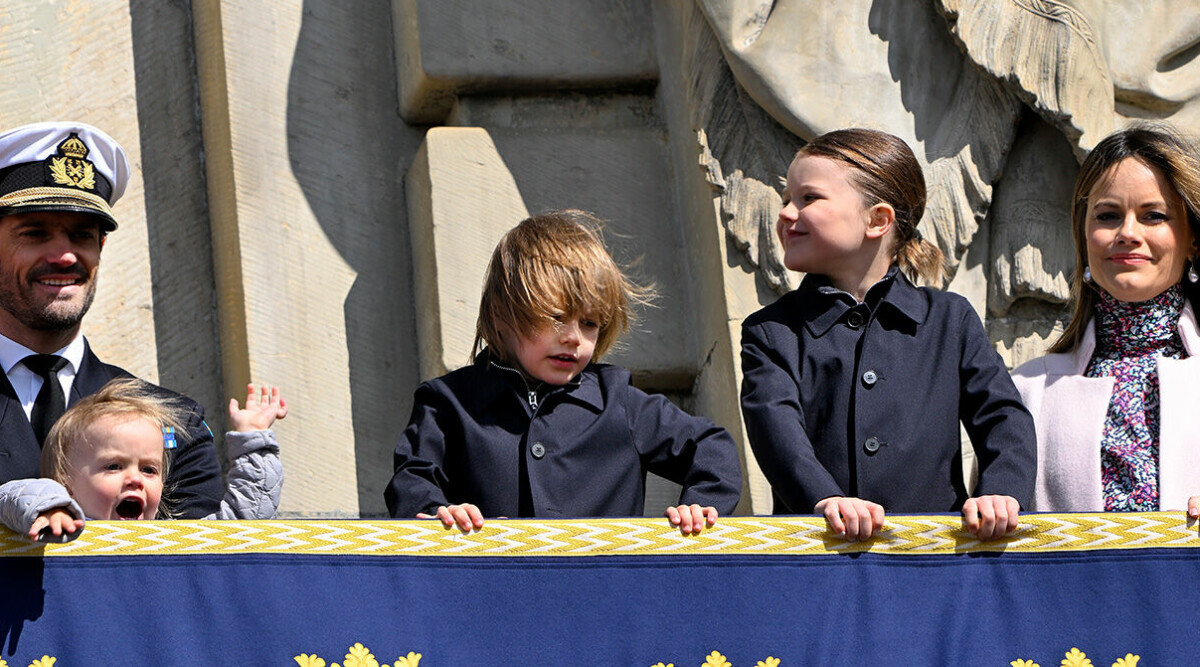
[0,378,287,541]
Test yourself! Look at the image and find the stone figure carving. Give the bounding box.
[940,0,1200,150]
[688,0,1200,359]
[690,0,1022,297]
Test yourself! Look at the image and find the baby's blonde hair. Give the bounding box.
[472,210,653,364]
[41,377,187,518]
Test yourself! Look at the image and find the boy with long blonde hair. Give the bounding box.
[386,210,741,532]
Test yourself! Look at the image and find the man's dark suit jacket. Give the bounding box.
[0,341,224,518]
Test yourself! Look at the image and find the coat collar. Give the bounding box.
[1049,300,1200,375]
[799,267,929,337]
[1178,301,1200,355]
[71,339,121,402]
[461,349,604,414]
[0,329,86,376]
[0,337,109,427]
[0,337,115,474]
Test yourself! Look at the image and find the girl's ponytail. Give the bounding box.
[895,233,946,288]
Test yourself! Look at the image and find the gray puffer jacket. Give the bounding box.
[0,429,282,542]
[0,477,85,542]
[205,429,283,520]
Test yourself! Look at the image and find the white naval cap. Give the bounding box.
[0,121,131,231]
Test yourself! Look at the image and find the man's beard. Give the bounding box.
[0,271,97,332]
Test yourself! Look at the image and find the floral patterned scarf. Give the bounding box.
[1085,284,1186,511]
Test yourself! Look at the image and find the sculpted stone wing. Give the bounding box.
[691,0,1022,293]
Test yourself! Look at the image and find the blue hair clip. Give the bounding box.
[163,426,177,450]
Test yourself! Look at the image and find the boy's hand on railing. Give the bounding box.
[665,504,717,535]
[815,496,885,541]
[962,495,1020,541]
[419,503,484,533]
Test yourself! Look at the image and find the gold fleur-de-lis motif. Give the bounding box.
[393,652,422,667]
[0,658,57,667]
[651,653,781,666]
[1061,648,1094,667]
[1012,650,1142,667]
[297,644,424,667]
[337,642,380,667]
[703,651,732,667]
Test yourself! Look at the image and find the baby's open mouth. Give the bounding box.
[115,497,144,519]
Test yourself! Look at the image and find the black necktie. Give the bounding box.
[24,354,69,446]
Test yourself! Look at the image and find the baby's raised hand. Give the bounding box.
[30,507,84,542]
[228,384,289,432]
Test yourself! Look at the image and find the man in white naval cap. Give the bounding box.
[0,121,222,518]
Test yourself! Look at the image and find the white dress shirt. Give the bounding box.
[0,332,86,420]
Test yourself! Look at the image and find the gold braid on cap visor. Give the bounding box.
[0,186,114,217]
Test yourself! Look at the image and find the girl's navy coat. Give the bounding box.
[386,355,741,518]
[740,270,1036,514]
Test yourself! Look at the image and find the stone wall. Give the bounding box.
[4,0,1196,516]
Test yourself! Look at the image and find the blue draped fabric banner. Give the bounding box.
[1,514,1198,666]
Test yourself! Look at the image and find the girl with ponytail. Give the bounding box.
[740,128,1036,541]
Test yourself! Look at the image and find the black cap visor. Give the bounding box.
[0,198,117,232]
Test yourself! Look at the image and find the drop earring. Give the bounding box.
[1189,259,1199,284]
[1084,266,1093,283]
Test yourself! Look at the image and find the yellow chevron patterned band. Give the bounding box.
[2,513,1196,558]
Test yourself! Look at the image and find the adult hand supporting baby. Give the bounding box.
[961,494,1020,541]
[815,496,885,541]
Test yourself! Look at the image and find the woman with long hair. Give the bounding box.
[1012,125,1200,517]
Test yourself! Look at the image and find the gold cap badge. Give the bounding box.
[46,132,97,191]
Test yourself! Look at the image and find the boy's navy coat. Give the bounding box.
[0,341,224,518]
[740,270,1036,515]
[386,356,741,518]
